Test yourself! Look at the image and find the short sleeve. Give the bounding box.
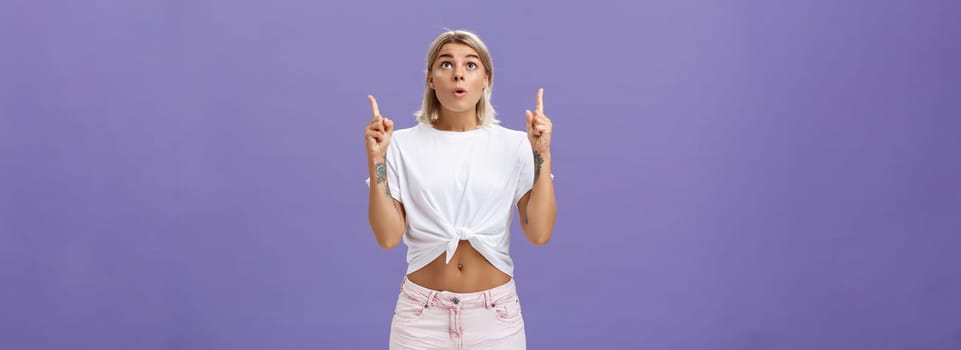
[513,137,535,205]
[513,136,555,206]
[364,140,403,202]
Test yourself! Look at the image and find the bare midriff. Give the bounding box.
[406,240,511,293]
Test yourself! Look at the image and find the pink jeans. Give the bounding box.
[389,277,526,350]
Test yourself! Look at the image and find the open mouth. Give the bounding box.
[453,88,468,97]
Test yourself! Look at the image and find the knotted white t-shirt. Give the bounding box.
[366,122,535,276]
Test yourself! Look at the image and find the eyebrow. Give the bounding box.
[437,53,481,60]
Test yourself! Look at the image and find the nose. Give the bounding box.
[453,65,465,81]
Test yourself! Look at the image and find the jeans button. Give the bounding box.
[452,297,460,305]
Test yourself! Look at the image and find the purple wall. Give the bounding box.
[2,0,959,348]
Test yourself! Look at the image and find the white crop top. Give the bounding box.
[366,122,535,276]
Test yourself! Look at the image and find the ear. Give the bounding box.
[428,76,434,89]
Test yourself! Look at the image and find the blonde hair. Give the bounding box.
[414,29,498,126]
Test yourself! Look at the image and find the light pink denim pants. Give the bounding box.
[389,277,526,349]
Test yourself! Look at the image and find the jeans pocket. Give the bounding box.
[492,297,523,324]
[392,292,426,323]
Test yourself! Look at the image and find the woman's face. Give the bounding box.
[429,43,489,116]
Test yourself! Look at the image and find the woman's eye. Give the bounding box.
[467,62,477,69]
[441,62,452,68]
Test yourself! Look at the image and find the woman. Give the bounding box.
[365,29,556,350]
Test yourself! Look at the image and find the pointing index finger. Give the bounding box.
[367,95,381,119]
[535,88,544,114]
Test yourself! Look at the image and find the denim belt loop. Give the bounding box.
[426,290,437,308]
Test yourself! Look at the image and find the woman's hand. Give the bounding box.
[365,95,394,161]
[525,88,552,154]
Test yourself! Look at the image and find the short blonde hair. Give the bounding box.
[414,30,498,126]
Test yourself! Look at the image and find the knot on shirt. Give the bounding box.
[445,227,475,264]
[454,226,474,240]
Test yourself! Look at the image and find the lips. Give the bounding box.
[453,88,468,97]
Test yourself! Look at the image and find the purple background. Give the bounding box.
[2,0,959,348]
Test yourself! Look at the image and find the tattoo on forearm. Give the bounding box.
[533,151,544,182]
[375,162,386,184]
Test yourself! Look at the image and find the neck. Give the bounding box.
[433,108,479,131]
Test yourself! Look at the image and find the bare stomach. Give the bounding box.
[406,240,511,293]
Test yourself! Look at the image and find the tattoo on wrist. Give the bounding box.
[533,151,544,182]
[375,162,386,184]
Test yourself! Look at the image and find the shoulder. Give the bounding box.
[488,124,527,143]
[388,124,424,145]
[392,124,420,138]
[486,125,531,161]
